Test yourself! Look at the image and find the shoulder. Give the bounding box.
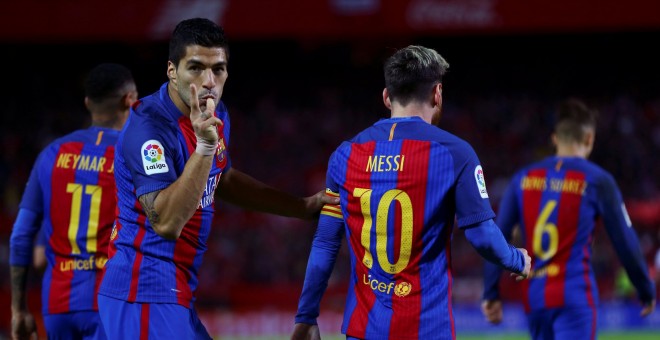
[42,129,89,151]
[584,160,617,188]
[434,129,479,164]
[329,141,353,162]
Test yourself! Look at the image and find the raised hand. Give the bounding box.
[189,84,222,148]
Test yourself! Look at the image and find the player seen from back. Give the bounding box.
[291,45,531,340]
[10,63,137,340]
[481,98,656,339]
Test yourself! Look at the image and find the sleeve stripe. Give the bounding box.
[322,204,341,213]
[321,211,343,219]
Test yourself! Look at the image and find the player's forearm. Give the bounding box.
[10,266,29,312]
[610,228,656,302]
[146,152,213,239]
[465,219,525,274]
[483,260,503,300]
[217,168,306,218]
[295,216,343,324]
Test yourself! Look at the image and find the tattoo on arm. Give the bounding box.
[10,266,28,310]
[139,191,161,225]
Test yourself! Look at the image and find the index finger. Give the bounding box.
[189,84,201,120]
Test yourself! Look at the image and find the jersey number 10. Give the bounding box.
[353,188,413,275]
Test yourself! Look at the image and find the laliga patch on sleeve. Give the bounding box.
[141,140,169,175]
[474,165,489,198]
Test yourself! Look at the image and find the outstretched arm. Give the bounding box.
[217,168,339,220]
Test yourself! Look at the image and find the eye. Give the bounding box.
[213,66,226,75]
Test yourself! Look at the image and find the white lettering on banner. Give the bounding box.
[149,0,228,39]
[406,0,498,28]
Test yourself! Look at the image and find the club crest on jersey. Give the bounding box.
[475,165,489,198]
[216,138,227,168]
[141,140,169,175]
[394,282,412,297]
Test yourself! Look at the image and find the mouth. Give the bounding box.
[200,92,217,101]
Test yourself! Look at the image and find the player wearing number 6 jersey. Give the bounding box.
[291,45,531,340]
[481,98,656,340]
[9,63,137,340]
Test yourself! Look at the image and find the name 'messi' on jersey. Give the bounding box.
[56,153,113,173]
[366,154,405,172]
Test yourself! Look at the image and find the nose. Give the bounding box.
[201,69,216,89]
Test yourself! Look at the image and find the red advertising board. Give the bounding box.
[1,0,659,42]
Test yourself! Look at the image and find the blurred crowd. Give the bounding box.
[1,35,659,312]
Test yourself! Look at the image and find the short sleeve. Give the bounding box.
[453,143,496,228]
[121,118,179,197]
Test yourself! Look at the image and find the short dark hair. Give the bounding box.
[383,45,449,106]
[554,98,598,142]
[169,18,229,67]
[84,63,135,102]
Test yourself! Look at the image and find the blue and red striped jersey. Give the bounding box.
[98,83,231,308]
[296,117,495,340]
[483,156,655,312]
[10,126,119,315]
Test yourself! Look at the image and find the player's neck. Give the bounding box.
[390,102,435,124]
[91,113,125,131]
[555,143,590,159]
[168,82,191,117]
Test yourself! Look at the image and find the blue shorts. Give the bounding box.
[44,310,107,340]
[98,294,211,340]
[527,306,598,340]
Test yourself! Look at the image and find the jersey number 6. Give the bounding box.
[533,200,558,260]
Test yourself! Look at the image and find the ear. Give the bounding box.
[123,90,138,108]
[551,133,558,147]
[167,61,177,84]
[433,83,443,107]
[84,97,91,111]
[383,88,392,110]
[584,130,595,147]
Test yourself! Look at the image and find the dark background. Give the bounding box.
[1,0,660,337]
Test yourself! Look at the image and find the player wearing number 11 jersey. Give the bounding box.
[481,98,656,340]
[10,63,137,340]
[291,46,531,340]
